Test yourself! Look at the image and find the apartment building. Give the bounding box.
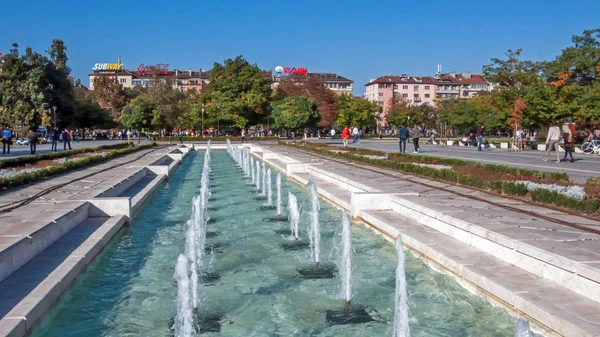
[89,62,211,93]
[365,71,493,128]
[271,67,353,95]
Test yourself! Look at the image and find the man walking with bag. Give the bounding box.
[543,122,561,163]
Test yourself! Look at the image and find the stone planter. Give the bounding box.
[537,144,547,151]
[500,142,509,149]
[446,140,454,146]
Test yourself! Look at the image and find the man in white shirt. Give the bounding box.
[543,122,561,163]
[330,128,336,141]
[352,127,359,144]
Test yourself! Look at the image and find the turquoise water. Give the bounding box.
[30,151,516,337]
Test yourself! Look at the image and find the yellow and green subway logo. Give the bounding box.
[92,63,124,71]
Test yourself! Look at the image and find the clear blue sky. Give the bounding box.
[2,0,599,95]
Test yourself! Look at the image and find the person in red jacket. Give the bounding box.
[341,126,351,148]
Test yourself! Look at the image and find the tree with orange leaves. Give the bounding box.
[276,74,338,127]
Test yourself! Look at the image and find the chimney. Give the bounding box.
[176,69,178,76]
[189,69,192,76]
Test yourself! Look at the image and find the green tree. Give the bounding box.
[271,96,319,130]
[72,85,113,132]
[120,96,154,144]
[437,97,499,135]
[203,55,272,130]
[335,96,378,129]
[385,99,414,128]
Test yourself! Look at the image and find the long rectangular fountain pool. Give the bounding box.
[29,150,520,337]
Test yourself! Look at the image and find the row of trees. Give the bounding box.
[1,28,598,136]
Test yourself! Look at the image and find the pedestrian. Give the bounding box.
[398,124,409,153]
[241,128,246,143]
[27,129,38,155]
[62,129,72,150]
[411,123,421,153]
[562,123,575,163]
[179,130,184,144]
[51,129,59,151]
[75,130,81,143]
[476,124,485,151]
[1,125,12,155]
[352,126,359,144]
[543,121,561,163]
[517,128,524,150]
[341,126,351,148]
[330,128,336,141]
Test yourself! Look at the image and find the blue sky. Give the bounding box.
[2,0,599,95]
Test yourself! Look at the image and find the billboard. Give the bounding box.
[92,63,124,71]
[274,66,308,77]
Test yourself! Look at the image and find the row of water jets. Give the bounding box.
[173,142,212,337]
[174,140,534,337]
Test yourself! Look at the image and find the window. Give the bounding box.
[444,85,450,91]
[394,85,398,89]
[414,94,419,98]
[402,85,408,90]
[463,91,469,97]
[425,94,430,98]
[132,79,142,86]
[424,85,430,90]
[378,93,384,97]
[120,78,126,84]
[378,84,385,89]
[378,101,384,106]
[414,85,419,91]
[402,93,408,98]
[437,85,443,90]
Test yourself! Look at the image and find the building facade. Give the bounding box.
[270,67,353,95]
[89,62,211,93]
[365,71,493,128]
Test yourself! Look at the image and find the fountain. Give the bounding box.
[267,168,273,205]
[340,210,352,305]
[173,254,194,337]
[250,158,255,185]
[393,236,410,337]
[185,219,199,309]
[261,161,266,197]
[255,161,261,190]
[514,318,533,337]
[297,182,336,278]
[279,192,309,250]
[276,173,282,216]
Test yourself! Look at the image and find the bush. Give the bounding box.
[0,143,130,169]
[531,189,598,213]
[489,180,528,195]
[0,143,156,190]
[155,136,278,142]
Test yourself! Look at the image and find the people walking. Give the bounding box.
[330,128,336,141]
[1,126,12,155]
[2,126,13,154]
[51,129,59,151]
[341,126,351,148]
[352,126,359,144]
[399,124,409,153]
[27,129,38,155]
[62,129,72,150]
[562,122,575,162]
[476,124,485,151]
[411,123,421,153]
[241,128,246,143]
[543,122,561,163]
[75,130,81,143]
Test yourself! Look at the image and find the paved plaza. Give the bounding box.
[307,138,600,183]
[0,139,152,158]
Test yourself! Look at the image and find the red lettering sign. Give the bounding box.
[283,67,308,75]
[136,63,170,76]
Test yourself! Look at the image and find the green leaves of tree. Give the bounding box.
[271,96,319,130]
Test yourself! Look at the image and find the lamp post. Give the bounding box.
[266,106,271,135]
[52,106,57,129]
[201,103,205,137]
[216,103,220,136]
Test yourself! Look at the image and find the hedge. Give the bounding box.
[281,142,597,213]
[0,142,130,169]
[155,136,278,142]
[0,143,156,189]
[531,189,598,213]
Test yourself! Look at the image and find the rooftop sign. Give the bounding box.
[92,63,124,71]
[136,63,169,76]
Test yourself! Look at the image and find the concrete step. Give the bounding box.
[127,174,167,214]
[0,202,90,283]
[96,167,147,198]
[0,215,127,337]
[389,194,600,305]
[360,209,600,337]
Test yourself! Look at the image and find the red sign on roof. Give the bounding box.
[283,67,308,75]
[136,63,169,76]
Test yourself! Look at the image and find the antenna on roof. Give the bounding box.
[436,64,441,76]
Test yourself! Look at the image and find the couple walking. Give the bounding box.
[543,121,576,163]
[398,124,421,153]
[341,126,360,148]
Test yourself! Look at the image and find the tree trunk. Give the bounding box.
[137,129,141,144]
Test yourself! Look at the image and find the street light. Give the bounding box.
[201,103,205,137]
[266,106,271,135]
[52,106,57,129]
[216,104,220,136]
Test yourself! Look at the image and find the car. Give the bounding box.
[16,139,30,146]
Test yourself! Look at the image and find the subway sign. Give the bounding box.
[92,63,124,71]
